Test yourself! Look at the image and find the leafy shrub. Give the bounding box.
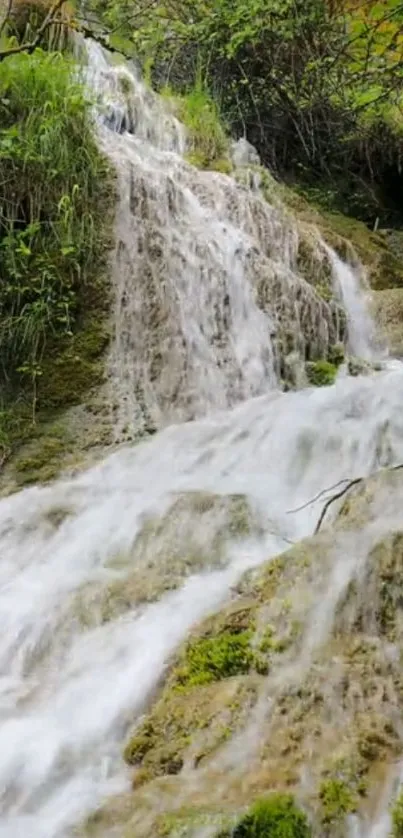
[0,49,110,396]
[101,0,403,225]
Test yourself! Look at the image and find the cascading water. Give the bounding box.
[0,41,402,837]
[84,41,350,440]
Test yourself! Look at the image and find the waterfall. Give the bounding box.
[0,41,401,837]
[328,247,384,362]
[83,41,352,440]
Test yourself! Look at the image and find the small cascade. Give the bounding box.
[328,247,385,362]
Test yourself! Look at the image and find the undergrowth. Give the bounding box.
[0,47,111,460]
[162,82,230,171]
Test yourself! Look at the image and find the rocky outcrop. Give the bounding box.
[79,468,403,837]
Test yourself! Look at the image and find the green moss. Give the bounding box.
[38,313,110,411]
[319,779,356,825]
[391,790,403,837]
[173,630,255,690]
[224,795,311,838]
[124,676,258,780]
[306,360,337,387]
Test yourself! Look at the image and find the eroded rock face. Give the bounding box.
[79,468,403,838]
[372,288,403,357]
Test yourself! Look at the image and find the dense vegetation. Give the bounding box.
[0,7,111,465]
[85,0,403,225]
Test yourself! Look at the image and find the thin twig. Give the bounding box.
[287,478,352,514]
[314,477,363,534]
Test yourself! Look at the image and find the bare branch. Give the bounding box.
[314,476,363,533]
[314,462,403,534]
[0,0,67,62]
[287,478,352,515]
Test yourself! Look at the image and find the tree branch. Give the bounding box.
[0,0,67,62]
[313,463,403,534]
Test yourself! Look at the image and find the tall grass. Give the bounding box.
[161,81,230,170]
[0,49,110,391]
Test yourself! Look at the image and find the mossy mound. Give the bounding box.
[305,360,337,387]
[0,45,115,491]
[221,795,311,838]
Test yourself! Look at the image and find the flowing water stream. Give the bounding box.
[0,42,402,837]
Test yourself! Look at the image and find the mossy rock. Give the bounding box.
[38,315,110,411]
[305,360,337,387]
[124,676,259,781]
[276,185,403,293]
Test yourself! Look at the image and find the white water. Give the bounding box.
[0,42,401,837]
[329,247,384,362]
[84,41,351,440]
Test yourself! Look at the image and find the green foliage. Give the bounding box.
[163,82,230,170]
[0,49,110,401]
[226,795,311,838]
[319,779,356,825]
[98,0,403,224]
[305,360,337,387]
[174,630,254,689]
[391,789,403,836]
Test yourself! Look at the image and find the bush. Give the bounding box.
[0,49,110,397]
[227,794,311,838]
